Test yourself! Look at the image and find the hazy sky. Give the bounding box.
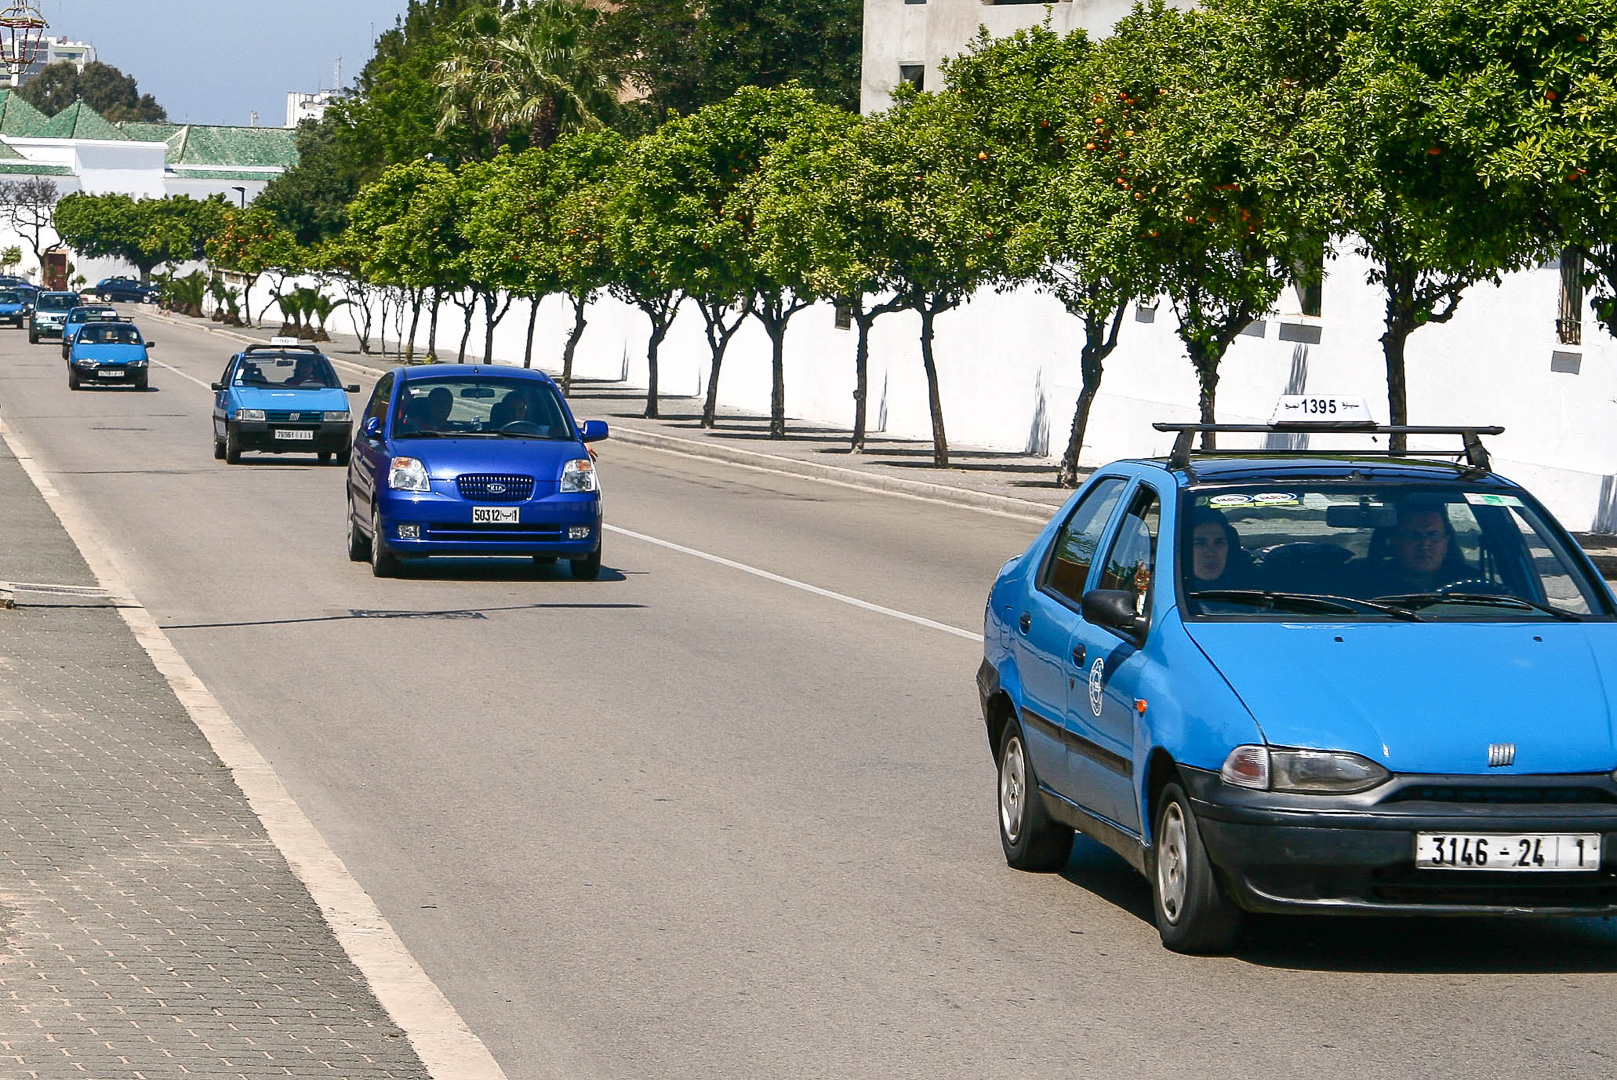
[31,0,409,126]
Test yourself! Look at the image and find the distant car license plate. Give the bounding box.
[473,506,519,524]
[1416,833,1601,871]
[95,370,121,378]
[274,429,315,441]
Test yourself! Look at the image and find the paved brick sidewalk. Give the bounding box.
[0,436,429,1079]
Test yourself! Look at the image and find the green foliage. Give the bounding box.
[54,193,227,278]
[19,60,166,121]
[0,245,20,270]
[347,159,466,295]
[593,0,863,117]
[255,118,365,247]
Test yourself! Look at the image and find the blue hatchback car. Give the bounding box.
[66,320,154,390]
[980,421,1617,952]
[346,364,609,578]
[0,287,28,327]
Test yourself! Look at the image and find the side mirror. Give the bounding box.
[144,341,156,348]
[210,381,223,391]
[363,416,383,441]
[345,384,361,393]
[579,420,609,443]
[1081,589,1149,644]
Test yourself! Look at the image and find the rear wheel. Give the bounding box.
[997,718,1073,871]
[569,542,602,581]
[224,425,241,464]
[1152,782,1243,954]
[369,507,400,577]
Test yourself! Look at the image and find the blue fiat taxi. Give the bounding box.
[65,320,154,390]
[211,344,359,465]
[979,416,1617,952]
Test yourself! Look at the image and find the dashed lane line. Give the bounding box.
[605,523,985,642]
[0,416,513,1080]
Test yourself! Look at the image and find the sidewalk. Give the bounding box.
[145,307,1617,572]
[0,433,430,1078]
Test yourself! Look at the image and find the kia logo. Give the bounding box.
[488,483,506,494]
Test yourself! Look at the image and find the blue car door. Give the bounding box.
[213,358,235,439]
[1009,476,1128,799]
[349,372,395,523]
[1067,481,1163,834]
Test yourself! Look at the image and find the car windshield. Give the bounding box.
[392,377,574,439]
[77,323,142,345]
[0,291,18,304]
[36,294,77,311]
[69,308,117,321]
[234,353,339,389]
[1180,484,1611,621]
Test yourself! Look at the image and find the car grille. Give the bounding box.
[425,524,563,542]
[1368,868,1617,908]
[264,410,327,422]
[456,474,535,502]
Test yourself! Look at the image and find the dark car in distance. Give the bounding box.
[93,277,159,304]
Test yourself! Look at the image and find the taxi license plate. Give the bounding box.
[1416,833,1601,871]
[274,429,315,441]
[96,370,121,378]
[473,506,519,525]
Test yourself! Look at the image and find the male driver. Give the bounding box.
[1386,503,1468,592]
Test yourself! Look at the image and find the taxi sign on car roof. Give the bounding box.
[1270,394,1375,427]
[269,336,302,345]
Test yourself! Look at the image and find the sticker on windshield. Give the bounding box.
[1464,492,1524,508]
[1252,492,1300,506]
[1208,494,1251,507]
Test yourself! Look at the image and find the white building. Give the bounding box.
[286,90,338,129]
[16,36,97,84]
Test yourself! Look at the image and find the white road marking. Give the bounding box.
[0,417,511,1080]
[606,524,984,642]
[150,357,214,390]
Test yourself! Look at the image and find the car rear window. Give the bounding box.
[1180,484,1611,621]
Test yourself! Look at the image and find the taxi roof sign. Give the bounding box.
[1270,394,1375,427]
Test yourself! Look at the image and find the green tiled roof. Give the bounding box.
[0,161,71,175]
[34,101,128,142]
[0,91,48,136]
[115,122,299,171]
[168,167,281,181]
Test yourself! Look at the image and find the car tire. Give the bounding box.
[570,542,603,581]
[134,374,147,392]
[27,329,37,344]
[1152,782,1243,954]
[67,371,79,391]
[370,507,400,577]
[997,718,1074,871]
[224,425,242,465]
[213,434,225,460]
[318,451,331,464]
[347,502,371,562]
[335,447,351,467]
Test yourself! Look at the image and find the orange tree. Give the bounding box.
[206,205,302,328]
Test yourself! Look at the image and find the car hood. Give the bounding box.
[233,386,350,411]
[73,344,146,362]
[1184,621,1617,774]
[390,436,585,485]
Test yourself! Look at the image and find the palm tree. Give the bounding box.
[435,0,623,151]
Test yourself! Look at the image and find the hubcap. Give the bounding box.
[1157,801,1189,923]
[999,737,1027,844]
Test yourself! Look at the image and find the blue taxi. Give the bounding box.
[345,364,608,578]
[65,320,154,390]
[980,419,1617,952]
[60,304,122,358]
[211,344,359,465]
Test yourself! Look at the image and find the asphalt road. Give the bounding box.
[6,315,1617,1080]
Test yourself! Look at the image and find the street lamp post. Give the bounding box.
[0,4,46,88]
[231,186,246,208]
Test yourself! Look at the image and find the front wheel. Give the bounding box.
[369,507,400,577]
[213,433,225,460]
[224,425,241,464]
[134,374,148,391]
[569,542,602,581]
[67,371,79,390]
[335,447,351,467]
[997,719,1073,871]
[1152,782,1243,954]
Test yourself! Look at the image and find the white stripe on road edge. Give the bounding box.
[605,524,984,642]
[0,418,511,1080]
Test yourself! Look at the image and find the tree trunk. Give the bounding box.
[406,295,423,364]
[1381,260,1417,454]
[1191,344,1220,451]
[457,295,475,362]
[427,290,443,360]
[483,291,497,363]
[377,292,388,357]
[561,293,588,394]
[698,297,748,428]
[851,307,874,453]
[523,296,539,369]
[919,302,949,468]
[644,315,668,419]
[1056,304,1128,487]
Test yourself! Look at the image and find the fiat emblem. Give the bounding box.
[1487,743,1516,768]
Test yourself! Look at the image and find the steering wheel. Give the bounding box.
[499,420,543,435]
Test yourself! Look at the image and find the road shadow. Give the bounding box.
[391,557,629,583]
[1061,835,1155,924]
[162,600,646,632]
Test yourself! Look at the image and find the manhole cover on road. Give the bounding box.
[347,609,488,621]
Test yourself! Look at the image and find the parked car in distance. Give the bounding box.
[980,412,1617,954]
[0,288,29,327]
[66,320,154,390]
[212,344,358,465]
[93,276,158,303]
[60,304,123,357]
[346,364,609,579]
[28,291,81,343]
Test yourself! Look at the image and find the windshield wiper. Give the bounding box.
[1190,589,1423,621]
[1375,592,1582,622]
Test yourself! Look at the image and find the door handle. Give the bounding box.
[1018,612,1031,634]
[1071,645,1086,667]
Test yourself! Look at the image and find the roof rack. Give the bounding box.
[1152,423,1504,472]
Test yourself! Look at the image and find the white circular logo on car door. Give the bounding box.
[1088,657,1106,717]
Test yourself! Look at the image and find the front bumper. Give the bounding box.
[374,488,602,558]
[33,321,63,338]
[231,420,352,453]
[1183,766,1617,916]
[74,362,143,382]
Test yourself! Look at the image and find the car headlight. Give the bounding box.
[560,458,598,493]
[323,410,350,422]
[74,358,95,368]
[389,456,430,493]
[1220,745,1389,795]
[130,359,147,368]
[236,408,265,421]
